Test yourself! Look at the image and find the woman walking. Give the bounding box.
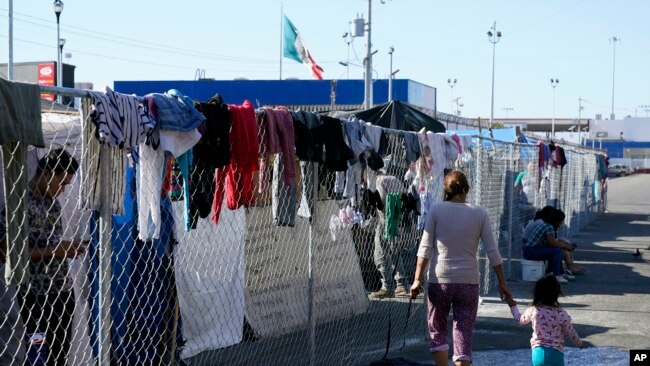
[410,171,511,366]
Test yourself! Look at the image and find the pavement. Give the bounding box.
[390,173,650,365]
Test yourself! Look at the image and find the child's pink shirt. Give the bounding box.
[510,305,581,352]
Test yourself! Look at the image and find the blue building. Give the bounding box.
[114,78,437,112]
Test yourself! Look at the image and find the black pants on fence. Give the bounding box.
[19,290,74,366]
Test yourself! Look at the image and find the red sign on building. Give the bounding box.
[38,63,55,102]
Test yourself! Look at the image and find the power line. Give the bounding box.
[0,34,285,75]
[0,8,278,64]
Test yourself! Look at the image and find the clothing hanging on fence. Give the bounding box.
[440,133,459,168]
[597,155,608,179]
[556,146,567,167]
[364,124,389,192]
[137,142,166,240]
[292,110,324,219]
[402,131,421,164]
[342,118,373,160]
[413,129,433,192]
[258,107,296,192]
[0,79,45,285]
[146,91,204,232]
[321,116,355,172]
[536,140,546,168]
[137,97,165,240]
[272,156,297,226]
[417,190,434,230]
[400,192,419,228]
[187,96,231,228]
[427,132,446,177]
[364,123,388,156]
[79,98,126,215]
[147,90,205,133]
[212,100,259,224]
[0,79,44,147]
[88,87,154,148]
[194,94,231,169]
[384,193,402,239]
[293,110,324,162]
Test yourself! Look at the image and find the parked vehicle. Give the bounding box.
[608,164,630,177]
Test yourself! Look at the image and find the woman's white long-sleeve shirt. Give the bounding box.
[417,201,503,284]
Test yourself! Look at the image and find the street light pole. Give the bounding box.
[609,36,620,120]
[501,107,513,119]
[550,78,559,137]
[53,0,64,104]
[447,78,457,114]
[487,22,502,128]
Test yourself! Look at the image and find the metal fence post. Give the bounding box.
[98,144,113,366]
[506,145,514,279]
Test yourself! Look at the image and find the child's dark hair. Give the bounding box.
[35,148,78,176]
[532,275,562,307]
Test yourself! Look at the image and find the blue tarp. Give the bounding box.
[447,128,517,142]
[88,165,179,364]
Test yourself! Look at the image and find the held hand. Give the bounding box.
[498,283,512,302]
[410,279,423,300]
[506,297,517,307]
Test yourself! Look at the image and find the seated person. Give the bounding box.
[522,206,576,284]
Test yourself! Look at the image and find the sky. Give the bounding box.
[1,0,649,120]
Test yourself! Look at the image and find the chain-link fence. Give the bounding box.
[1,89,606,366]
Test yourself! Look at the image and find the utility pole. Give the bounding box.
[363,0,373,109]
[578,97,584,146]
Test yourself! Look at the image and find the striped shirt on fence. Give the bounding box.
[88,87,153,148]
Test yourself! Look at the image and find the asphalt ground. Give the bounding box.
[390,173,650,365]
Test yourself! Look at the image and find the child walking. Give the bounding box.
[506,275,583,366]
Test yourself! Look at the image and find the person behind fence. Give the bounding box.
[505,275,583,366]
[409,171,512,366]
[522,206,576,284]
[514,161,537,224]
[370,169,409,299]
[0,148,87,366]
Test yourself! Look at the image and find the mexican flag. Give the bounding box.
[283,15,324,80]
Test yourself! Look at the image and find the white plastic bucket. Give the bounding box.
[521,259,545,282]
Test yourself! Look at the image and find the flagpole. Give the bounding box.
[279,1,283,80]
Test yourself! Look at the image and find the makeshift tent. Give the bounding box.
[328,100,446,132]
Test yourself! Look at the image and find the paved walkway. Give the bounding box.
[393,174,650,365]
